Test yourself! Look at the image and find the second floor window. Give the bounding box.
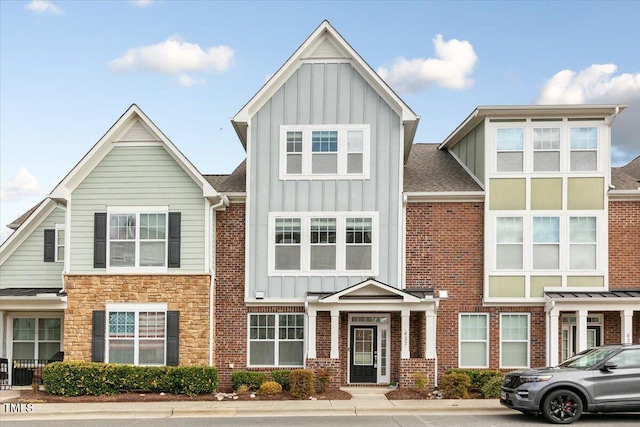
[496,128,524,172]
[108,211,167,268]
[280,125,370,179]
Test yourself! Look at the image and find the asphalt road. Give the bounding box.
[2,413,639,427]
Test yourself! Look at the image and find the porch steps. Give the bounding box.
[341,386,389,401]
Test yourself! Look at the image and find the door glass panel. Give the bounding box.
[380,329,387,376]
[587,329,596,349]
[562,329,569,361]
[354,328,373,365]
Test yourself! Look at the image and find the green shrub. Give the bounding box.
[444,368,502,390]
[271,370,291,390]
[231,371,267,391]
[259,381,283,395]
[413,372,428,390]
[315,367,332,393]
[481,375,504,399]
[289,369,315,399]
[439,372,470,399]
[42,362,217,397]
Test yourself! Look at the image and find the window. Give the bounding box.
[280,125,370,179]
[275,218,301,270]
[607,349,640,369]
[12,317,62,360]
[496,128,524,172]
[248,314,304,367]
[501,314,529,368]
[496,217,523,270]
[270,213,377,275]
[55,225,65,262]
[570,127,597,171]
[533,216,559,270]
[107,308,166,365]
[108,209,167,269]
[533,128,560,171]
[570,217,597,270]
[459,314,488,368]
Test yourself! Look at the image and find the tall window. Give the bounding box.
[533,127,560,171]
[280,125,370,179]
[496,217,523,270]
[501,314,529,368]
[249,314,304,367]
[275,218,301,270]
[12,317,61,360]
[107,310,165,365]
[496,128,524,172]
[570,127,597,171]
[310,218,336,270]
[570,217,597,269]
[108,211,167,268]
[533,216,560,270]
[346,218,372,270]
[459,314,488,368]
[55,224,65,262]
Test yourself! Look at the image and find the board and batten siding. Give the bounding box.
[249,62,402,299]
[0,207,65,288]
[450,121,485,184]
[69,145,206,273]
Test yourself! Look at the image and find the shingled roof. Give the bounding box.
[403,144,482,192]
[611,155,640,190]
[8,200,43,230]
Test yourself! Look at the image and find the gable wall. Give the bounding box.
[450,121,484,184]
[0,207,65,288]
[69,145,206,272]
[248,62,402,298]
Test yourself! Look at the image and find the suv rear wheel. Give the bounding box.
[542,389,583,424]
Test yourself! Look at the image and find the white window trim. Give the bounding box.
[569,216,598,271]
[569,126,598,173]
[268,211,379,276]
[459,313,489,369]
[105,303,167,366]
[247,313,305,368]
[499,313,530,369]
[532,126,562,172]
[279,124,371,180]
[106,206,169,273]
[495,217,523,271]
[495,126,525,173]
[532,215,560,271]
[8,313,64,361]
[54,224,65,263]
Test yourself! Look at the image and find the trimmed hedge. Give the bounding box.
[443,369,504,398]
[439,372,470,399]
[289,369,314,399]
[42,361,218,397]
[271,370,291,390]
[231,371,267,391]
[481,375,504,399]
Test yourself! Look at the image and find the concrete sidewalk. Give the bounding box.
[0,388,508,421]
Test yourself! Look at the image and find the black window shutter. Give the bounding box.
[94,213,107,268]
[166,311,179,366]
[168,212,181,268]
[92,311,106,363]
[44,229,55,262]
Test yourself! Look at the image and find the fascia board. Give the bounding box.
[0,199,57,265]
[608,190,640,201]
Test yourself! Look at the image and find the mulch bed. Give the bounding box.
[386,388,484,400]
[10,389,352,403]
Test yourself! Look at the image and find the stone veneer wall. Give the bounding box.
[64,274,211,366]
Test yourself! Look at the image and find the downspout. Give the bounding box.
[56,202,67,295]
[209,195,226,367]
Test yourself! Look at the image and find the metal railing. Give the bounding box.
[11,359,48,387]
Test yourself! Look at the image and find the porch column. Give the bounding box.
[330,309,339,359]
[547,309,559,367]
[575,310,588,353]
[621,308,634,344]
[401,310,410,359]
[425,309,436,359]
[307,307,317,359]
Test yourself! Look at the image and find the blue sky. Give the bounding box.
[1,0,639,243]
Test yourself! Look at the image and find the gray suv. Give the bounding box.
[500,344,640,424]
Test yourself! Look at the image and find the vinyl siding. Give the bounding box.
[249,62,402,299]
[451,121,485,184]
[0,207,65,288]
[70,145,206,272]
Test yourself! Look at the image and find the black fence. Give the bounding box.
[11,359,48,387]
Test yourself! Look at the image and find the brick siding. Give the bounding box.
[609,200,640,289]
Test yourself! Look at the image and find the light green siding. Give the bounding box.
[0,207,65,288]
[489,276,525,297]
[489,179,526,210]
[531,178,562,210]
[450,121,485,184]
[530,276,562,297]
[70,145,206,272]
[568,178,604,210]
[567,276,604,287]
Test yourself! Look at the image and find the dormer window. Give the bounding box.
[280,125,370,180]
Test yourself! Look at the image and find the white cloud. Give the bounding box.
[0,167,44,202]
[108,35,234,85]
[536,64,640,165]
[131,0,154,6]
[377,34,478,95]
[25,0,63,15]
[178,73,206,87]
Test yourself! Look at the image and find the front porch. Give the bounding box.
[305,279,438,388]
